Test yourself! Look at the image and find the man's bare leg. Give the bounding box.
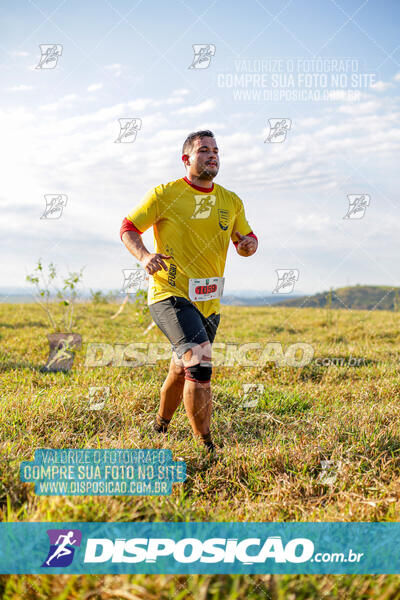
[182,379,212,436]
[155,342,215,450]
[159,354,185,419]
[180,342,215,450]
[154,354,185,432]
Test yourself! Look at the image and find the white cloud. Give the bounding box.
[295,213,330,233]
[194,122,227,131]
[164,90,191,105]
[39,94,79,111]
[104,63,123,77]
[8,50,30,57]
[6,84,33,92]
[174,99,216,116]
[393,72,400,82]
[370,80,393,92]
[87,83,103,92]
[337,100,380,114]
[172,88,190,96]
[1,85,400,292]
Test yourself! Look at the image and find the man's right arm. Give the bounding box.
[120,186,171,274]
[121,222,170,275]
[121,227,150,263]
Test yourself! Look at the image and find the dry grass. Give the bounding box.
[1,301,400,598]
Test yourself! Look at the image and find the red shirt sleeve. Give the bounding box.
[233,231,258,246]
[120,217,143,241]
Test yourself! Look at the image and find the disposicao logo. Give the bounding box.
[83,536,314,564]
[42,529,82,568]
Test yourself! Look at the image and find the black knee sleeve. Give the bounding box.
[184,363,212,383]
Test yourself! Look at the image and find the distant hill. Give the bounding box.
[221,294,300,306]
[2,286,399,311]
[276,285,400,311]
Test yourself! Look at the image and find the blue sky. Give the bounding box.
[1,0,400,296]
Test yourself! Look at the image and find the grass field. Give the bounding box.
[1,301,400,599]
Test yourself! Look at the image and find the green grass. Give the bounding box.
[1,301,400,598]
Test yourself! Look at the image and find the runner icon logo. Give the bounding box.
[115,118,142,143]
[121,268,146,294]
[36,44,63,69]
[264,119,292,143]
[40,194,68,220]
[42,529,82,568]
[272,269,299,294]
[343,194,370,219]
[190,195,216,219]
[188,44,216,69]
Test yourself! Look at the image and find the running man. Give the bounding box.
[45,531,77,566]
[120,130,258,452]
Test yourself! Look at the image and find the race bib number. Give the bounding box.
[188,277,225,301]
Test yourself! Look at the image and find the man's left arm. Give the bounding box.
[231,195,258,257]
[234,231,258,256]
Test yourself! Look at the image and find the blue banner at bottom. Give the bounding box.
[0,522,398,574]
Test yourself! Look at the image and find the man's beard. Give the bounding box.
[199,164,218,179]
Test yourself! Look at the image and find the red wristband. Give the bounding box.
[233,231,258,246]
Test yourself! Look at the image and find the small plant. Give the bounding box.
[325,287,334,325]
[133,288,150,326]
[110,261,150,327]
[89,289,117,304]
[394,289,400,312]
[26,259,85,332]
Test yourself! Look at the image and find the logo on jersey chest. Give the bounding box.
[190,195,216,219]
[218,209,230,230]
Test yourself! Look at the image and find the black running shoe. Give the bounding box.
[153,414,170,433]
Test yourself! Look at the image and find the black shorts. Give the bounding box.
[149,296,221,359]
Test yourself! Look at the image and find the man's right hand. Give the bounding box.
[141,253,171,275]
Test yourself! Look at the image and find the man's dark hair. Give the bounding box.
[182,130,215,156]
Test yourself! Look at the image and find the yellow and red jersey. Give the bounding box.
[120,176,257,318]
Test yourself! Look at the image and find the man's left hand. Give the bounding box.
[235,231,258,256]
